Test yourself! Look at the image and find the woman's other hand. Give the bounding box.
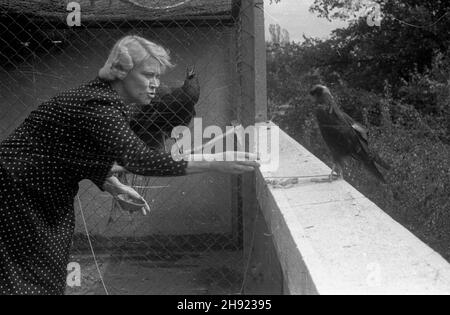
[107,162,127,177]
[103,176,151,215]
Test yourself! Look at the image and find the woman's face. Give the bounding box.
[121,56,161,105]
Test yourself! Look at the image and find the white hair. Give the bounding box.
[99,35,174,81]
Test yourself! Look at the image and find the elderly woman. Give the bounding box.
[0,35,259,295]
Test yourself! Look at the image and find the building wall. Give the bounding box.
[0,25,239,237]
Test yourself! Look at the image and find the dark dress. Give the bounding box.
[0,77,188,295]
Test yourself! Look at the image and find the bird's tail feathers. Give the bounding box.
[365,161,387,183]
[373,154,391,171]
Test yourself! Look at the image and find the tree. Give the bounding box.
[303,1,450,92]
[268,24,290,46]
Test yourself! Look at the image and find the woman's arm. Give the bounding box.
[82,99,188,177]
[109,153,260,176]
[184,152,260,175]
[185,160,260,175]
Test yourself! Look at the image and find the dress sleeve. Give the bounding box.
[82,99,188,177]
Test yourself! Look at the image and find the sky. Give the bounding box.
[264,0,348,42]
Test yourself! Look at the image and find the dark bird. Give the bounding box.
[130,66,200,149]
[310,85,390,183]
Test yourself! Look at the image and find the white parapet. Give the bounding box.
[256,122,450,295]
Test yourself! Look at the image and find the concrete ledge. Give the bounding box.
[256,123,450,295]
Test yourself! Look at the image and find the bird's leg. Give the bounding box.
[336,163,344,180]
[329,163,338,181]
[329,162,344,181]
[311,161,344,183]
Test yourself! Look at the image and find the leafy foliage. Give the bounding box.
[306,0,450,93]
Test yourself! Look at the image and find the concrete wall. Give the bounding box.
[0,25,239,237]
[253,123,450,295]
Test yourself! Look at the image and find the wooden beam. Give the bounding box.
[2,12,237,29]
[253,0,268,123]
[237,0,268,294]
[237,0,267,126]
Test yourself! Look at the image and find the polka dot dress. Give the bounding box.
[0,77,188,295]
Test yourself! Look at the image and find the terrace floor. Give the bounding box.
[66,250,243,295]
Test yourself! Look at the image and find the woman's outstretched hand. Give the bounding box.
[106,150,260,181]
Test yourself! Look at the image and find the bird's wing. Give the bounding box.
[327,109,371,161]
[341,111,369,142]
[316,108,358,162]
[352,122,369,142]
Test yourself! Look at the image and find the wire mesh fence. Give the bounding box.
[0,0,259,295]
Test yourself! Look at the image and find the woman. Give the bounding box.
[0,35,259,295]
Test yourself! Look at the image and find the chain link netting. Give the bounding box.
[0,0,259,295]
